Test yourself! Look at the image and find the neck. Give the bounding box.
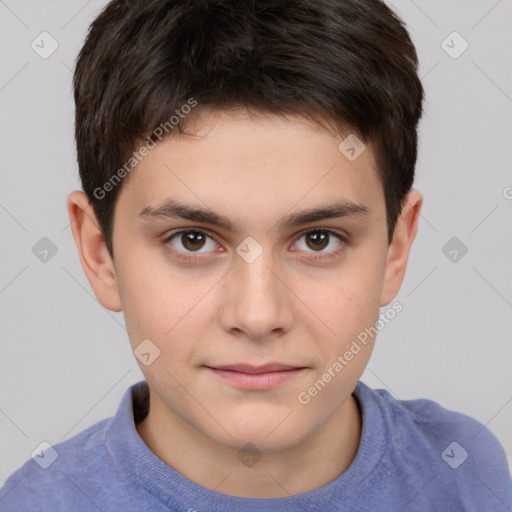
[136,388,362,498]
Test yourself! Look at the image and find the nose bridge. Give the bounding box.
[235,237,281,301]
[222,236,292,339]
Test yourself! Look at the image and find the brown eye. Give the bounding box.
[293,229,345,257]
[305,231,329,251]
[181,231,206,251]
[165,229,218,254]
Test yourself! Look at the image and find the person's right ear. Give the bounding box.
[66,191,122,312]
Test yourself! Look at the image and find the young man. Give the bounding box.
[1,0,510,510]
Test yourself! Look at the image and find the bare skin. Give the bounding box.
[67,108,422,498]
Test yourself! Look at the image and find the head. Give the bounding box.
[68,0,423,453]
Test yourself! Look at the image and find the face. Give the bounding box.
[88,109,408,452]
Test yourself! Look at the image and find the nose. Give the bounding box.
[218,245,294,341]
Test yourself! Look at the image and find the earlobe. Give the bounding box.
[66,191,123,312]
[379,189,423,307]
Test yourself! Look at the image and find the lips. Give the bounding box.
[208,363,303,374]
[204,363,307,390]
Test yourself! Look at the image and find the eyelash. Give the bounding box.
[162,228,347,263]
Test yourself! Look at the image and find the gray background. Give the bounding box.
[0,0,511,486]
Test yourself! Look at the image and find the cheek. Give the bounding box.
[115,254,187,344]
[117,253,220,365]
[319,263,383,335]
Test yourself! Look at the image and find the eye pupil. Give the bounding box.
[182,232,206,251]
[306,231,329,251]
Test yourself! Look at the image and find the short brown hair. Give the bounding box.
[73,0,424,258]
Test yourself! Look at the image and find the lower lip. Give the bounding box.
[205,367,305,390]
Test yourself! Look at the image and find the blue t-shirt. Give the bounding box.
[1,380,510,511]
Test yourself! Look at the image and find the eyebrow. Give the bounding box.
[137,198,370,231]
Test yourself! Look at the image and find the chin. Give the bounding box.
[207,414,311,454]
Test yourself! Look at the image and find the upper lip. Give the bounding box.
[206,363,305,374]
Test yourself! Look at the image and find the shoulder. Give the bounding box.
[375,385,506,460]
[0,417,122,511]
[356,382,512,510]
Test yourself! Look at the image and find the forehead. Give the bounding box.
[115,109,383,223]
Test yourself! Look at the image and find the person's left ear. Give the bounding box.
[380,189,423,307]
